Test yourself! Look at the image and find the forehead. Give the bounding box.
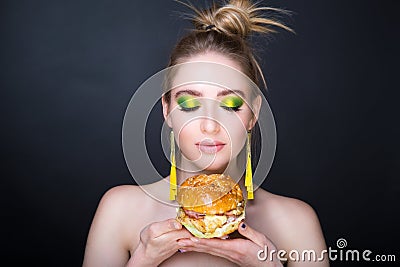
[173,84,246,99]
[185,52,243,71]
[169,56,253,95]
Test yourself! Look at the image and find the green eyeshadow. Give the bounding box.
[177,95,201,109]
[220,96,244,108]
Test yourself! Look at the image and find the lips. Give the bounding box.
[195,140,226,154]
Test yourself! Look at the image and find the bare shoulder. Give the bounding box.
[99,184,147,208]
[94,184,155,235]
[92,185,146,221]
[251,189,327,253]
[255,189,319,222]
[83,185,149,266]
[91,184,149,219]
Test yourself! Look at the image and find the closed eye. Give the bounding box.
[177,95,201,112]
[179,106,201,112]
[220,96,244,112]
[221,106,242,112]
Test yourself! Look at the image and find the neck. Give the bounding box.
[174,151,250,197]
[176,151,246,184]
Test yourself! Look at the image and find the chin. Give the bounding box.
[176,174,245,238]
[182,159,230,174]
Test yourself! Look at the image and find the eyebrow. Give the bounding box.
[174,89,202,98]
[217,89,245,98]
[174,89,245,98]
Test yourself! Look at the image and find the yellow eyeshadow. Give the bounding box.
[220,96,244,108]
[177,96,201,108]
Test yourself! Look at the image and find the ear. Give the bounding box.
[248,95,262,130]
[162,95,173,128]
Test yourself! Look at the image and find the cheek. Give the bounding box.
[224,111,252,149]
[168,104,192,133]
[174,120,199,151]
[226,124,247,155]
[223,109,253,132]
[240,104,256,129]
[177,121,196,139]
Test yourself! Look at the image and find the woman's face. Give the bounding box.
[163,52,260,173]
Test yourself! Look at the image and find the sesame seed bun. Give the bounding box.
[176,174,245,238]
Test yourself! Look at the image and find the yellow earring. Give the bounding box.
[169,131,177,200]
[245,131,254,199]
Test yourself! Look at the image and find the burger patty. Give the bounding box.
[177,206,244,233]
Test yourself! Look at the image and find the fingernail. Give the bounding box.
[221,235,230,239]
[190,237,199,242]
[178,248,187,253]
[241,223,247,229]
[173,221,181,229]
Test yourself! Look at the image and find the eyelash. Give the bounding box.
[179,106,201,112]
[221,106,242,112]
[179,105,241,112]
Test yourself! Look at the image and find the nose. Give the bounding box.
[200,117,220,135]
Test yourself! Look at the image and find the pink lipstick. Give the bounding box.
[195,140,225,154]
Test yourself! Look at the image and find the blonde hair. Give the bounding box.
[164,0,293,103]
[164,0,293,169]
[185,0,293,37]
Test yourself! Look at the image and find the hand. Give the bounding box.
[182,222,282,267]
[127,218,195,267]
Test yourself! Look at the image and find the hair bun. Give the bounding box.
[179,0,293,38]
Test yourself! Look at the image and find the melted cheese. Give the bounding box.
[203,215,227,232]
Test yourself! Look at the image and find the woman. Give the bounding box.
[83,1,329,266]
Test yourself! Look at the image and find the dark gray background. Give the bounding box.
[2,0,399,266]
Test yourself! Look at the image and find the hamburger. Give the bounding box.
[176,174,245,238]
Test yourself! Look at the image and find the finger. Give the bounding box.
[142,218,182,240]
[190,237,248,254]
[237,221,266,248]
[142,228,195,257]
[157,230,198,254]
[156,228,195,244]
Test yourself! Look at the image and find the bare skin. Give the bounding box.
[83,179,329,267]
[83,51,329,266]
